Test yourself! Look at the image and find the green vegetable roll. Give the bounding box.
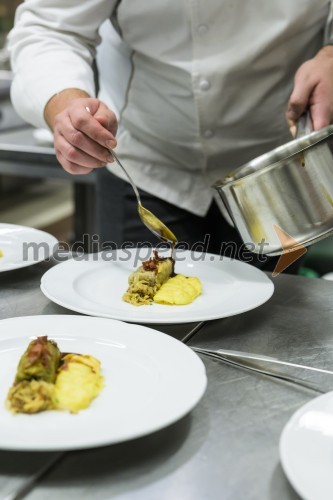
[14,336,61,384]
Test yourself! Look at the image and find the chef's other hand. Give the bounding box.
[44,89,117,175]
[287,46,333,131]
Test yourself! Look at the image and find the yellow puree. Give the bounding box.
[154,274,202,305]
[54,354,104,413]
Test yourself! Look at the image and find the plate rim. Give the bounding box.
[40,249,274,324]
[0,314,207,451]
[0,222,58,272]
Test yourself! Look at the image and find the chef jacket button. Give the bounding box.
[199,79,211,91]
[197,24,208,36]
[203,129,214,138]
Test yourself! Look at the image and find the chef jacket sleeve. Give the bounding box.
[7,0,118,128]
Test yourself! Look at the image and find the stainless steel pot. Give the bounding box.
[213,119,333,256]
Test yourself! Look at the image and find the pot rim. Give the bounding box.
[213,124,333,188]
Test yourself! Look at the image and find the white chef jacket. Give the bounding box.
[8,0,333,216]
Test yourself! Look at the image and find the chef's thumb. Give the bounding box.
[287,79,313,123]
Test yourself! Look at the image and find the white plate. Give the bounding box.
[280,392,333,500]
[0,223,58,272]
[0,315,206,451]
[41,248,274,324]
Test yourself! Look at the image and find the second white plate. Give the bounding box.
[41,249,274,324]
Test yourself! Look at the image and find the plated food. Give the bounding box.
[6,336,103,414]
[154,274,202,305]
[40,249,274,324]
[54,353,104,412]
[123,250,202,306]
[0,315,207,451]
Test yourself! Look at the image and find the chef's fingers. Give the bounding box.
[56,116,113,165]
[287,75,332,131]
[93,102,118,137]
[67,102,117,149]
[54,133,108,171]
[55,149,93,175]
[287,47,333,130]
[287,73,313,124]
[308,83,332,130]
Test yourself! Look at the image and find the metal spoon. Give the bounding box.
[84,105,177,244]
[109,149,178,244]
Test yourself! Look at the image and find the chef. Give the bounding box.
[8,1,333,271]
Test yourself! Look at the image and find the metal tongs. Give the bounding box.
[192,347,333,394]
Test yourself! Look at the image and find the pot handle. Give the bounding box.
[296,111,313,138]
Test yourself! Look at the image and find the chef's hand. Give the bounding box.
[44,89,117,175]
[287,46,333,131]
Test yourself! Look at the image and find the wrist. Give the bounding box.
[44,88,90,130]
[317,45,333,60]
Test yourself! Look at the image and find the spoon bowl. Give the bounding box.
[138,204,177,243]
[109,150,177,244]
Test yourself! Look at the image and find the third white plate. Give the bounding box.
[280,391,333,500]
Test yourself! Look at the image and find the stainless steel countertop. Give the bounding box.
[1,265,332,499]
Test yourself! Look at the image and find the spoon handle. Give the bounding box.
[109,149,142,204]
[86,102,143,206]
